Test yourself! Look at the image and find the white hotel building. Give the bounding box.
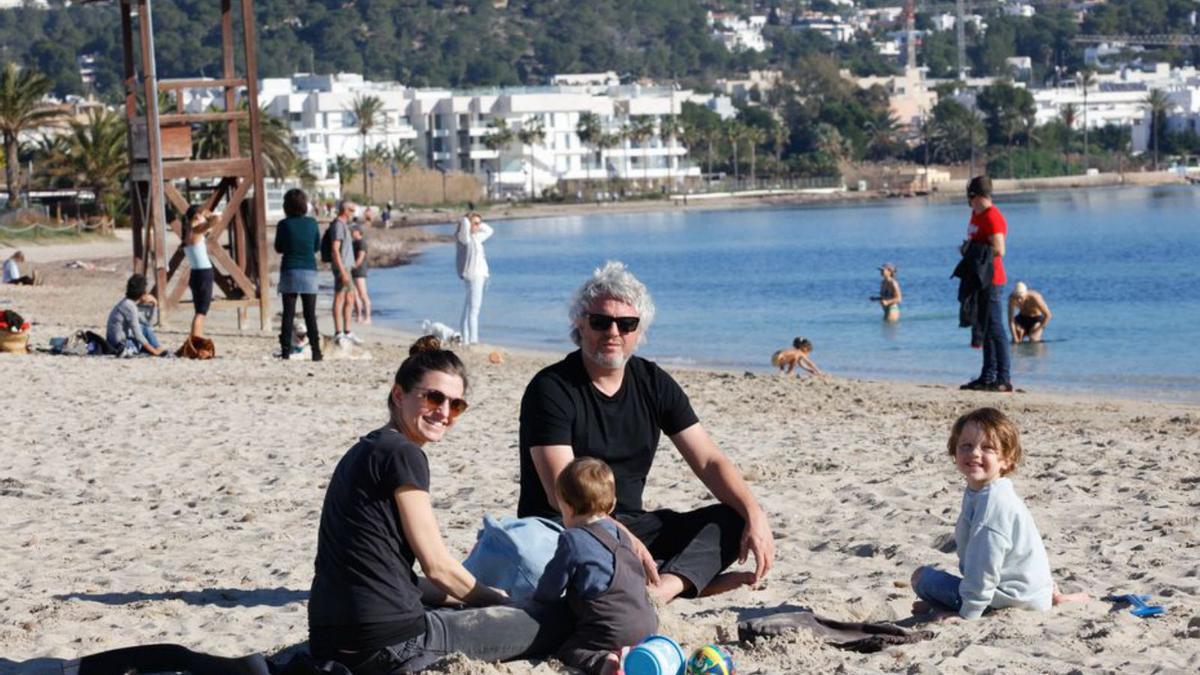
[1030,64,1200,154]
[257,73,701,198]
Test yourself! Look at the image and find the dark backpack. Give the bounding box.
[320,223,336,263]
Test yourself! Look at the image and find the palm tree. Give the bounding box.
[482,118,513,199]
[1078,69,1095,172]
[29,133,71,189]
[331,154,358,195]
[1144,88,1169,171]
[387,141,416,205]
[743,124,766,184]
[60,108,127,216]
[659,115,681,191]
[192,102,297,180]
[725,120,745,183]
[702,126,721,178]
[1059,102,1078,164]
[0,62,60,206]
[350,94,384,197]
[864,111,901,161]
[627,115,655,188]
[771,122,790,170]
[287,156,318,188]
[595,132,621,186]
[516,117,545,199]
[575,112,601,188]
[815,123,849,166]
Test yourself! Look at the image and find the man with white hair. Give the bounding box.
[329,200,361,345]
[1008,281,1052,343]
[518,261,775,604]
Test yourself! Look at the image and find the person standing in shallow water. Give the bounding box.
[874,263,902,321]
[960,176,1013,393]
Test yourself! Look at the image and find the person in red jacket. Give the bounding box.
[960,176,1013,392]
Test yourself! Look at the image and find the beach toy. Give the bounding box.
[1104,594,1165,618]
[685,644,735,675]
[623,635,685,675]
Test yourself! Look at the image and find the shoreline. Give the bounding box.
[1,236,1198,672]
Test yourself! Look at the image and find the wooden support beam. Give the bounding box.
[161,158,253,180]
[159,111,248,124]
[241,0,271,331]
[158,77,247,91]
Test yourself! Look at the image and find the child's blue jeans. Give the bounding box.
[913,565,963,612]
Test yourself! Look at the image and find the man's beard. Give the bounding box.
[585,347,628,370]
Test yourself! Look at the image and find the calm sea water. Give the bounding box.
[370,186,1200,401]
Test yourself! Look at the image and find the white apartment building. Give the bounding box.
[707,12,769,52]
[1031,64,1200,152]
[257,73,701,197]
[792,14,856,43]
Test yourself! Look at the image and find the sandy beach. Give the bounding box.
[1,234,1199,674]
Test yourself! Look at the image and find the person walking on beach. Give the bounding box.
[351,221,372,325]
[329,200,361,346]
[181,206,215,341]
[275,188,322,361]
[456,211,493,345]
[518,260,775,604]
[873,263,902,322]
[960,176,1012,392]
[307,336,568,672]
[3,251,39,285]
[1008,281,1052,344]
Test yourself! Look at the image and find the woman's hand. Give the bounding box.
[464,584,510,607]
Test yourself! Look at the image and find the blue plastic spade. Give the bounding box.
[1105,594,1165,618]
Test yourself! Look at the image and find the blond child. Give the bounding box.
[911,407,1086,620]
[770,337,822,377]
[533,458,657,675]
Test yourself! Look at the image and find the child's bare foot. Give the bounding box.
[1052,584,1091,605]
[698,571,758,597]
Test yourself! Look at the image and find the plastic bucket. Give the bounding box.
[623,634,685,675]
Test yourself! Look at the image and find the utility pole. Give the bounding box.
[956,0,967,80]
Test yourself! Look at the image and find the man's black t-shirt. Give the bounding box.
[308,425,430,656]
[518,350,699,519]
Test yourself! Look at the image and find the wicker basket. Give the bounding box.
[0,331,30,354]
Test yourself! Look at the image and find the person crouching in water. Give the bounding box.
[770,337,823,377]
[533,457,658,675]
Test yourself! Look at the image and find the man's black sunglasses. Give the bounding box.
[587,313,641,334]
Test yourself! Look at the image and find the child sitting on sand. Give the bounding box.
[771,337,822,377]
[534,457,658,675]
[911,407,1087,620]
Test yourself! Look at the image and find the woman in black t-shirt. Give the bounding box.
[309,336,566,672]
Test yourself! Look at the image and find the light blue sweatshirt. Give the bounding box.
[955,477,1053,620]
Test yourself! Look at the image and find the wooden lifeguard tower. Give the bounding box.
[113,0,270,329]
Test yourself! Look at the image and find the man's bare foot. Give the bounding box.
[698,571,758,597]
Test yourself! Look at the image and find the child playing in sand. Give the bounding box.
[771,337,823,377]
[534,457,658,675]
[911,407,1087,620]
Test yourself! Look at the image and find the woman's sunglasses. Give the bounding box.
[587,313,641,334]
[415,388,469,418]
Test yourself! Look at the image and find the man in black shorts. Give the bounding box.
[1008,281,1052,343]
[518,261,775,603]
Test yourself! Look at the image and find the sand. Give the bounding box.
[1,235,1198,674]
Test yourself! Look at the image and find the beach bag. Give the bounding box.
[462,515,564,603]
[320,223,335,263]
[176,335,216,359]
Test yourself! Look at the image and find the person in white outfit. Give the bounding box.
[456,211,493,345]
[911,407,1088,620]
